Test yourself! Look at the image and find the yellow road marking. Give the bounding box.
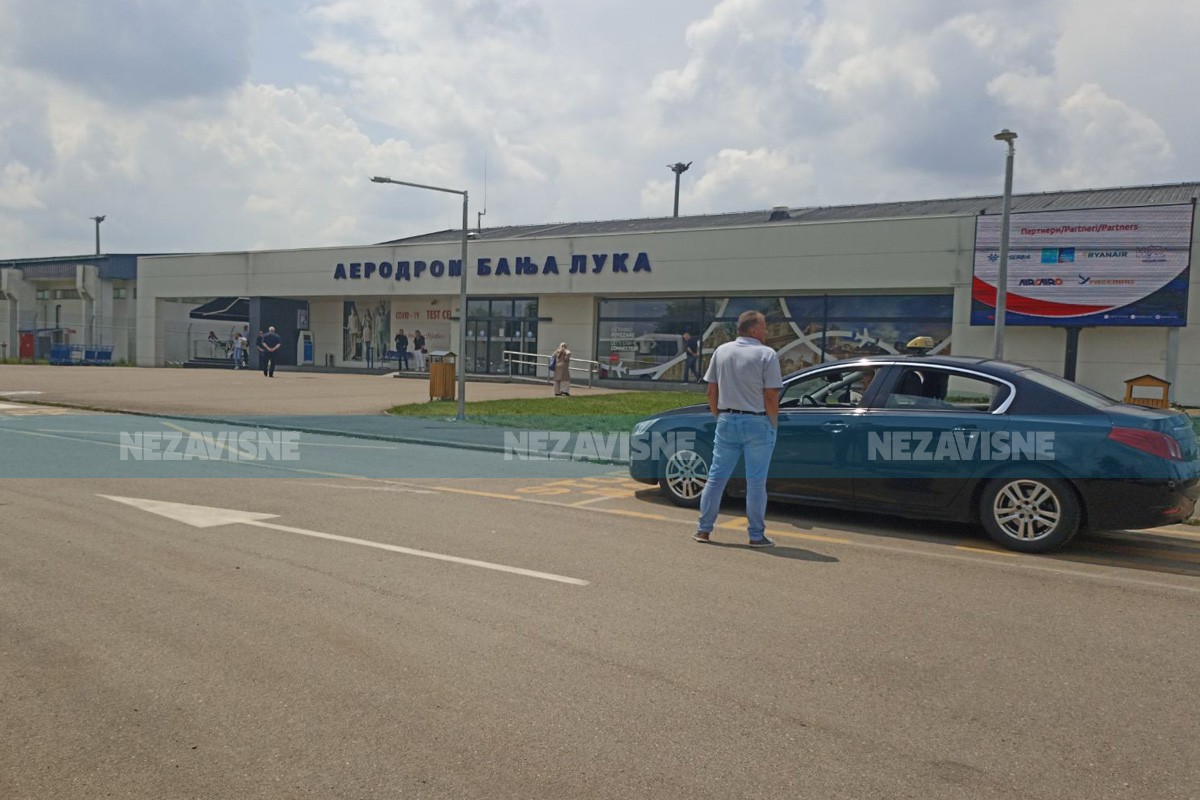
[953,545,1020,557]
[570,495,622,507]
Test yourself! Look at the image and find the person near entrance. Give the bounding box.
[232,331,244,370]
[694,310,782,547]
[261,326,282,378]
[682,331,702,382]
[394,329,409,370]
[413,330,426,372]
[551,342,572,396]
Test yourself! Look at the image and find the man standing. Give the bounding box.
[394,329,409,371]
[682,331,701,383]
[261,326,282,378]
[694,311,782,547]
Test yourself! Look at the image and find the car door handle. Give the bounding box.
[822,421,850,433]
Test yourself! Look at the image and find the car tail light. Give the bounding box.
[1108,427,1184,461]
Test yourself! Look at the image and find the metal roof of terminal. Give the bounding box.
[381,181,1200,245]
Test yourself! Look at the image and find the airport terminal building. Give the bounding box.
[4,182,1197,403]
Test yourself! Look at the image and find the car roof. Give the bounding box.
[787,354,1031,379]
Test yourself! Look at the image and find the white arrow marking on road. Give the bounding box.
[99,495,588,586]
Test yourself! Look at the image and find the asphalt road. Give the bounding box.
[3,409,1200,799]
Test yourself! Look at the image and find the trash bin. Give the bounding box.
[427,350,456,401]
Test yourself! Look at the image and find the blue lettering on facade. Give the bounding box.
[333,251,653,280]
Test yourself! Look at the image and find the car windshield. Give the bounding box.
[1017,368,1118,409]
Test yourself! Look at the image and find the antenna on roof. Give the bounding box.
[477,152,488,233]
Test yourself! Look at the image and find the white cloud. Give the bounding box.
[1,0,1199,258]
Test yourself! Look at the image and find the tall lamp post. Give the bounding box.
[668,162,691,217]
[90,215,105,256]
[370,176,469,422]
[992,129,1017,360]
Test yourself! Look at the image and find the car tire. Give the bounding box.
[660,444,711,508]
[978,475,1081,553]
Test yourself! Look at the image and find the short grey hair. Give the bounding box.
[736,311,764,335]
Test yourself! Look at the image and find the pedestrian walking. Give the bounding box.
[261,326,282,377]
[551,342,572,396]
[693,310,783,547]
[232,331,244,369]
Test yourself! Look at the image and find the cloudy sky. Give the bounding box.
[2,0,1198,258]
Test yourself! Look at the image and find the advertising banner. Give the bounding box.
[971,204,1193,326]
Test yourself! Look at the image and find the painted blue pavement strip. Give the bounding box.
[0,414,620,479]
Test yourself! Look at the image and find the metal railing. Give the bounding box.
[503,350,597,387]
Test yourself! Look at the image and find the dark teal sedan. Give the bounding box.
[629,355,1200,553]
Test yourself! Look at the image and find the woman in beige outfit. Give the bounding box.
[552,343,572,396]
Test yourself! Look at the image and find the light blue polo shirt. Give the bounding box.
[703,336,783,413]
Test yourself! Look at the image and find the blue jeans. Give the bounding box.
[697,414,777,540]
[398,349,409,369]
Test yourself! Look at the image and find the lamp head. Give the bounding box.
[993,129,1018,144]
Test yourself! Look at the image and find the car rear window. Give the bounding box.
[1017,368,1118,409]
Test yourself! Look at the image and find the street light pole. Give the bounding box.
[668,162,691,217]
[90,215,105,256]
[370,176,469,422]
[992,129,1017,360]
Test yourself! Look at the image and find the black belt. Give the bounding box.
[719,409,766,416]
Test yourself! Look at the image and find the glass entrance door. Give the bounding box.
[464,298,539,375]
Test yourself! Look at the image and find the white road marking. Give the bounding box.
[276,480,434,494]
[98,495,589,586]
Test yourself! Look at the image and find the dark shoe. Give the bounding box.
[693,532,711,543]
[748,536,775,548]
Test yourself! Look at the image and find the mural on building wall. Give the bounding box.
[596,294,953,381]
[342,300,391,361]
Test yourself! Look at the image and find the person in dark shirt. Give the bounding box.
[394,329,410,371]
[683,331,702,383]
[261,326,282,378]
